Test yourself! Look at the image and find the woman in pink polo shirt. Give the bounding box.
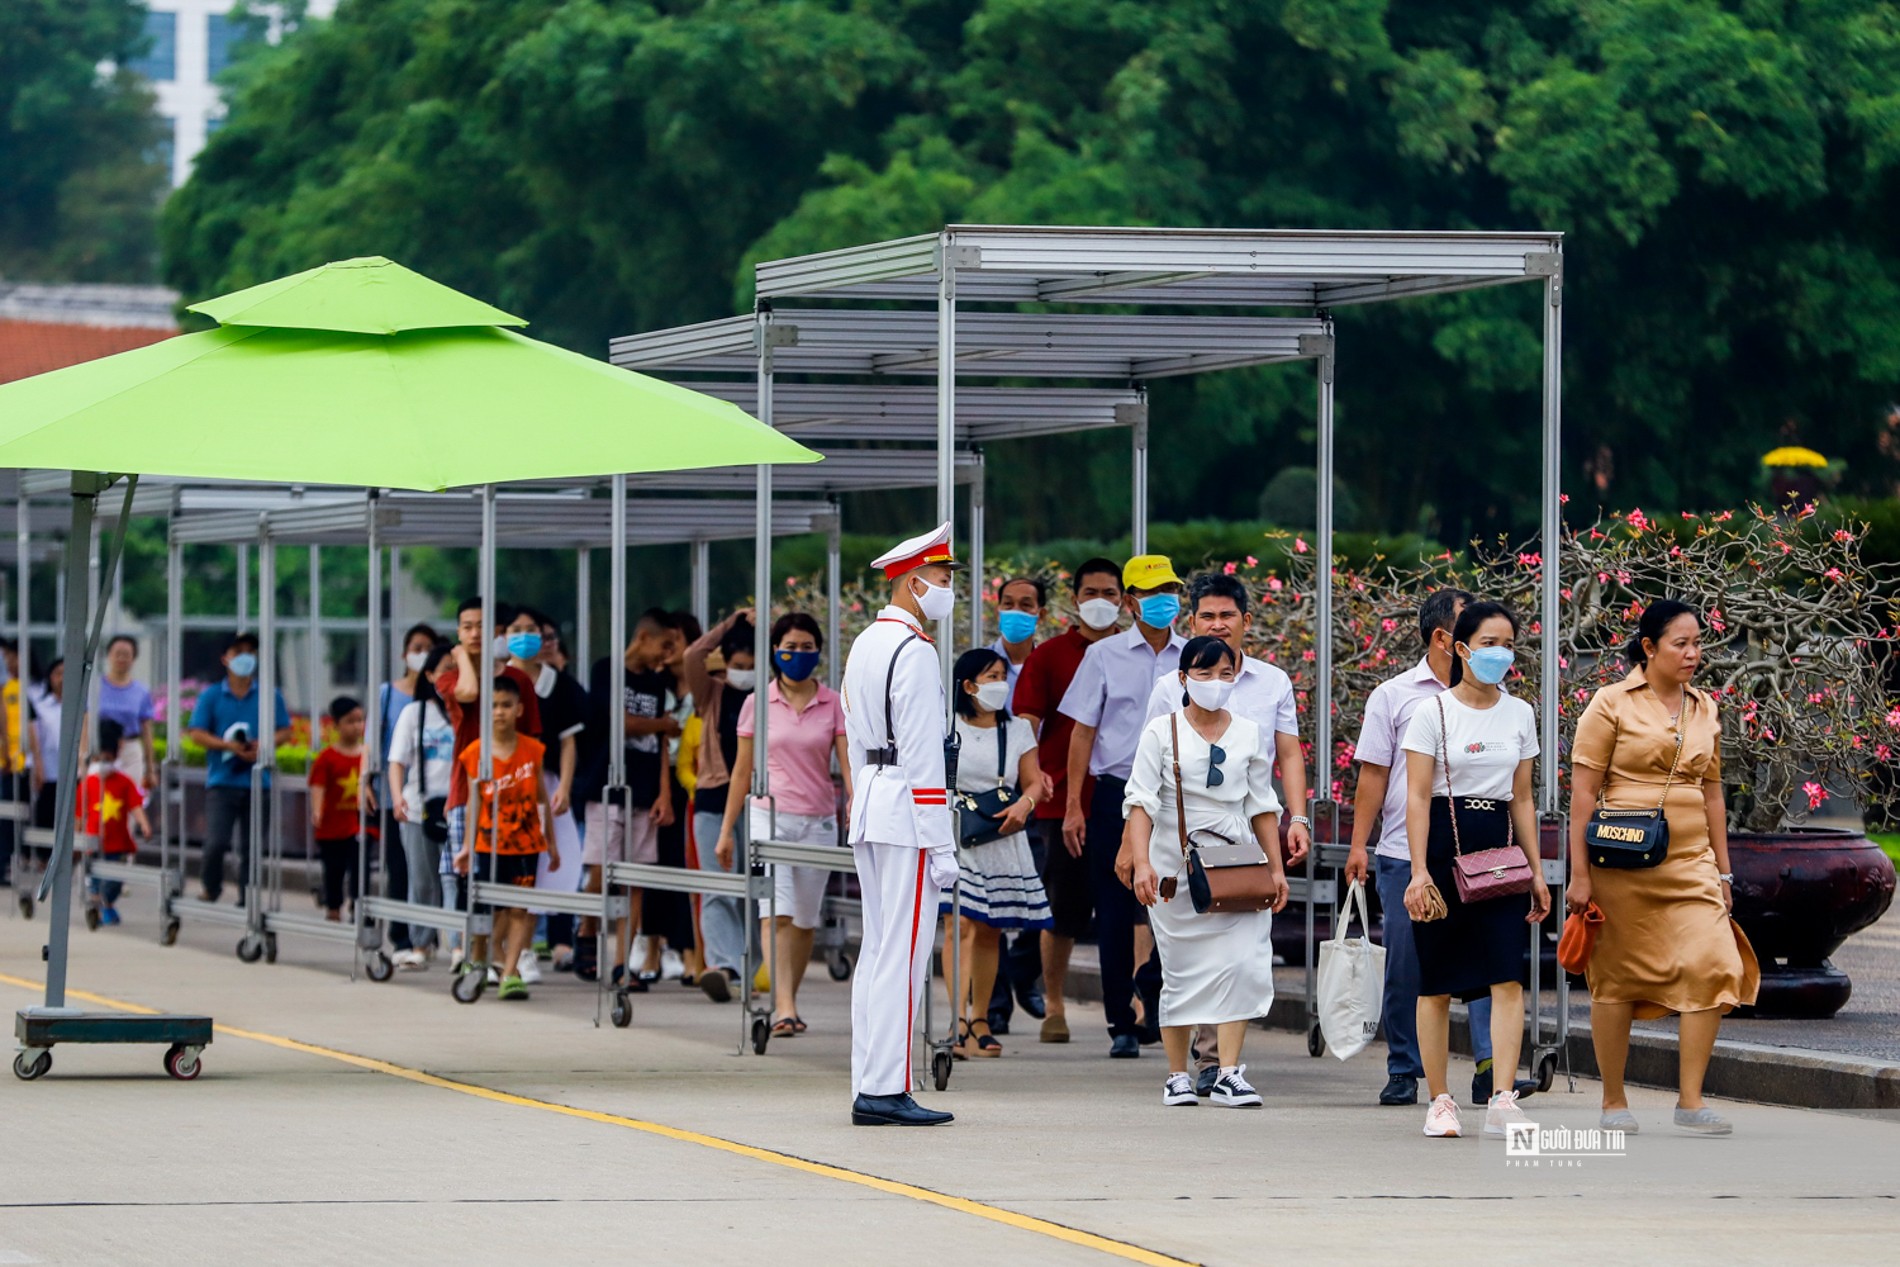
[715,612,851,1036]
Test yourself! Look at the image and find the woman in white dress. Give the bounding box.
[942,649,1052,1058]
[1125,636,1289,1108]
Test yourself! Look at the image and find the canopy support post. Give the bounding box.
[307,545,321,772]
[1539,266,1564,817]
[574,547,590,676]
[969,450,986,651]
[1131,403,1149,557]
[163,533,181,910]
[691,539,711,631]
[251,523,276,939]
[936,235,957,691]
[388,546,404,643]
[236,544,248,635]
[825,499,842,690]
[362,498,384,977]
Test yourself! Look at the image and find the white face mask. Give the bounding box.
[1182,676,1234,712]
[911,576,956,622]
[725,669,758,692]
[972,680,1010,713]
[491,634,511,663]
[404,650,430,673]
[1077,598,1121,631]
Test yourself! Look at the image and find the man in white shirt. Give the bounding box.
[1127,572,1310,1095]
[1057,555,1186,1058]
[1345,588,1536,1110]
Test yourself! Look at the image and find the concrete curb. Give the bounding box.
[1058,960,1900,1112]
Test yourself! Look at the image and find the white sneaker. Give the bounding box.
[1208,1064,1263,1108]
[1424,1092,1462,1137]
[660,947,685,980]
[391,949,423,971]
[516,949,543,985]
[1484,1089,1536,1138]
[486,965,501,987]
[1162,1073,1199,1107]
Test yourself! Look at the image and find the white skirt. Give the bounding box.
[1147,812,1275,1027]
[939,830,1052,930]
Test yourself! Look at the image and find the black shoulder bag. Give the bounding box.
[1583,705,1684,869]
[957,722,1020,845]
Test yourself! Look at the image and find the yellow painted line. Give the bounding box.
[1,972,1194,1267]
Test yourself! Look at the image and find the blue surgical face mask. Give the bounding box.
[506,631,542,661]
[1464,645,1515,686]
[1137,593,1181,630]
[774,649,821,682]
[228,653,257,678]
[996,609,1038,645]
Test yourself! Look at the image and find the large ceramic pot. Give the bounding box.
[1728,828,1896,1018]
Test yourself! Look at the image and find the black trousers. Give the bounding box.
[1085,776,1159,1038]
[988,828,1047,1019]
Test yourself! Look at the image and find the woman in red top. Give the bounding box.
[309,697,377,922]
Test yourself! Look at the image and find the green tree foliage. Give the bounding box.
[1,1,167,281]
[164,0,1900,551]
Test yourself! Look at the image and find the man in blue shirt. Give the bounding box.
[188,632,291,903]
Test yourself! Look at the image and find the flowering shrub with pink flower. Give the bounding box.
[778,508,1900,833]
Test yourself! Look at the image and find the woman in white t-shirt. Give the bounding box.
[1400,601,1552,1141]
[385,646,456,967]
[941,648,1052,1058]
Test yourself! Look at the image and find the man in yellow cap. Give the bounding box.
[840,521,962,1126]
[1055,554,1185,1058]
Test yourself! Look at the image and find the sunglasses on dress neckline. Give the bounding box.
[1206,742,1227,788]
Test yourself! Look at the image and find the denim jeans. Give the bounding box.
[693,808,745,974]
[1374,853,1493,1077]
[399,820,442,949]
[202,785,266,902]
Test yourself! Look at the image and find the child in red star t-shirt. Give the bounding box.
[309,696,378,922]
[79,719,150,926]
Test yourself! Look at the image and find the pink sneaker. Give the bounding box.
[1423,1092,1462,1137]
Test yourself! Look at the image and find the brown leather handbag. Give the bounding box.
[1166,714,1280,915]
[1557,901,1605,973]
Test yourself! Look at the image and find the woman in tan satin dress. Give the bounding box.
[1567,600,1759,1137]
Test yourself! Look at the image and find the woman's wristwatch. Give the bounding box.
[1289,814,1311,828]
[1718,872,1734,884]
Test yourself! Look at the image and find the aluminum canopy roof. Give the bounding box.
[168,492,837,548]
[617,448,977,493]
[610,309,1326,380]
[753,225,1562,308]
[682,383,1142,442]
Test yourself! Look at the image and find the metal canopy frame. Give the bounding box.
[699,223,1566,1077]
[612,309,1326,380]
[683,383,1145,444]
[754,224,1560,310]
[167,492,835,549]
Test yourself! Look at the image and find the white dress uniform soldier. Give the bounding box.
[843,523,963,1127]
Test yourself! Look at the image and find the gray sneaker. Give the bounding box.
[1599,1108,1640,1134]
[1673,1105,1732,1135]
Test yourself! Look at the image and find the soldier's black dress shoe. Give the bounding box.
[851,1093,955,1126]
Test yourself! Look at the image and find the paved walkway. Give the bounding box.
[2,890,1897,1266]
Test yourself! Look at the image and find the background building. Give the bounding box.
[126,1,337,187]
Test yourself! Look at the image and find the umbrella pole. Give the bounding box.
[39,472,137,1010]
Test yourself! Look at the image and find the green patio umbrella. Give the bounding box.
[0,257,816,1055]
[0,256,815,489]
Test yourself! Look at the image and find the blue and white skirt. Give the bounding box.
[939,832,1053,929]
